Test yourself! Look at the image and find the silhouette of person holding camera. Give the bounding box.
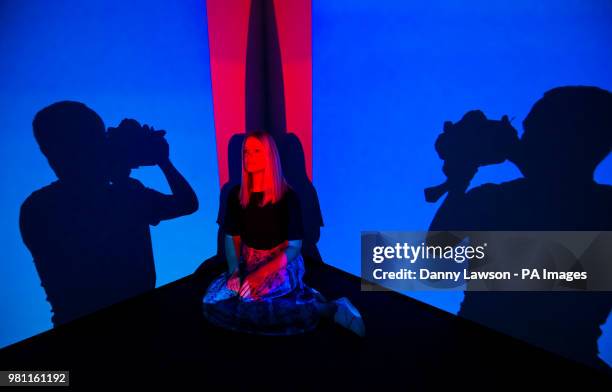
[19,101,199,326]
[427,86,612,371]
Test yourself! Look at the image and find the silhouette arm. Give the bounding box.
[428,191,468,231]
[152,158,199,221]
[428,182,497,248]
[427,190,472,248]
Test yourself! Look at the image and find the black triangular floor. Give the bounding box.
[1,256,610,389]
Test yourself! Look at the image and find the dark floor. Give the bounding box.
[1,256,610,389]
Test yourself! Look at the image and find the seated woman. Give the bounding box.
[202,131,365,336]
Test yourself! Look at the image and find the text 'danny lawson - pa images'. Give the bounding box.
[361,231,612,292]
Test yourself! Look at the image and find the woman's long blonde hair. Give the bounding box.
[239,131,288,207]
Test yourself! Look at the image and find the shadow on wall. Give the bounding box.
[19,101,199,327]
[427,86,612,372]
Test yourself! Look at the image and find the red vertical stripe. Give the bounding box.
[207,0,313,186]
[273,0,313,181]
[206,0,251,187]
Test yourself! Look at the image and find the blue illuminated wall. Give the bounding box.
[313,0,612,363]
[2,0,612,366]
[0,0,217,348]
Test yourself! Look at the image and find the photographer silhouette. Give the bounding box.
[428,86,612,372]
[19,101,199,326]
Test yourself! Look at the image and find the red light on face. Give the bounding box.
[207,0,312,187]
[244,136,267,173]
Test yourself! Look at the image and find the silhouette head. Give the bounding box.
[516,86,612,184]
[33,101,108,184]
[239,131,288,207]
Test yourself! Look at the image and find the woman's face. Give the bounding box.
[244,137,267,173]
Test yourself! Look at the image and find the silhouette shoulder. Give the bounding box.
[112,177,147,191]
[465,179,525,201]
[19,182,62,246]
[20,182,60,219]
[112,177,179,226]
[465,182,504,202]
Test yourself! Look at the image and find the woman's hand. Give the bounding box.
[227,266,241,293]
[238,252,288,300]
[238,279,254,299]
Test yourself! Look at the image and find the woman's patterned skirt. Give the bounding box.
[202,240,328,336]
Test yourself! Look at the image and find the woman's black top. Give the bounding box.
[222,185,303,250]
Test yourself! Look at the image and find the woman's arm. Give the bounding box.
[285,239,302,262]
[224,234,241,273]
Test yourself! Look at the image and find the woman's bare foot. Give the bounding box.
[333,297,366,337]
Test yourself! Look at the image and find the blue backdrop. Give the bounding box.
[1,0,611,366]
[312,0,612,364]
[0,0,218,348]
